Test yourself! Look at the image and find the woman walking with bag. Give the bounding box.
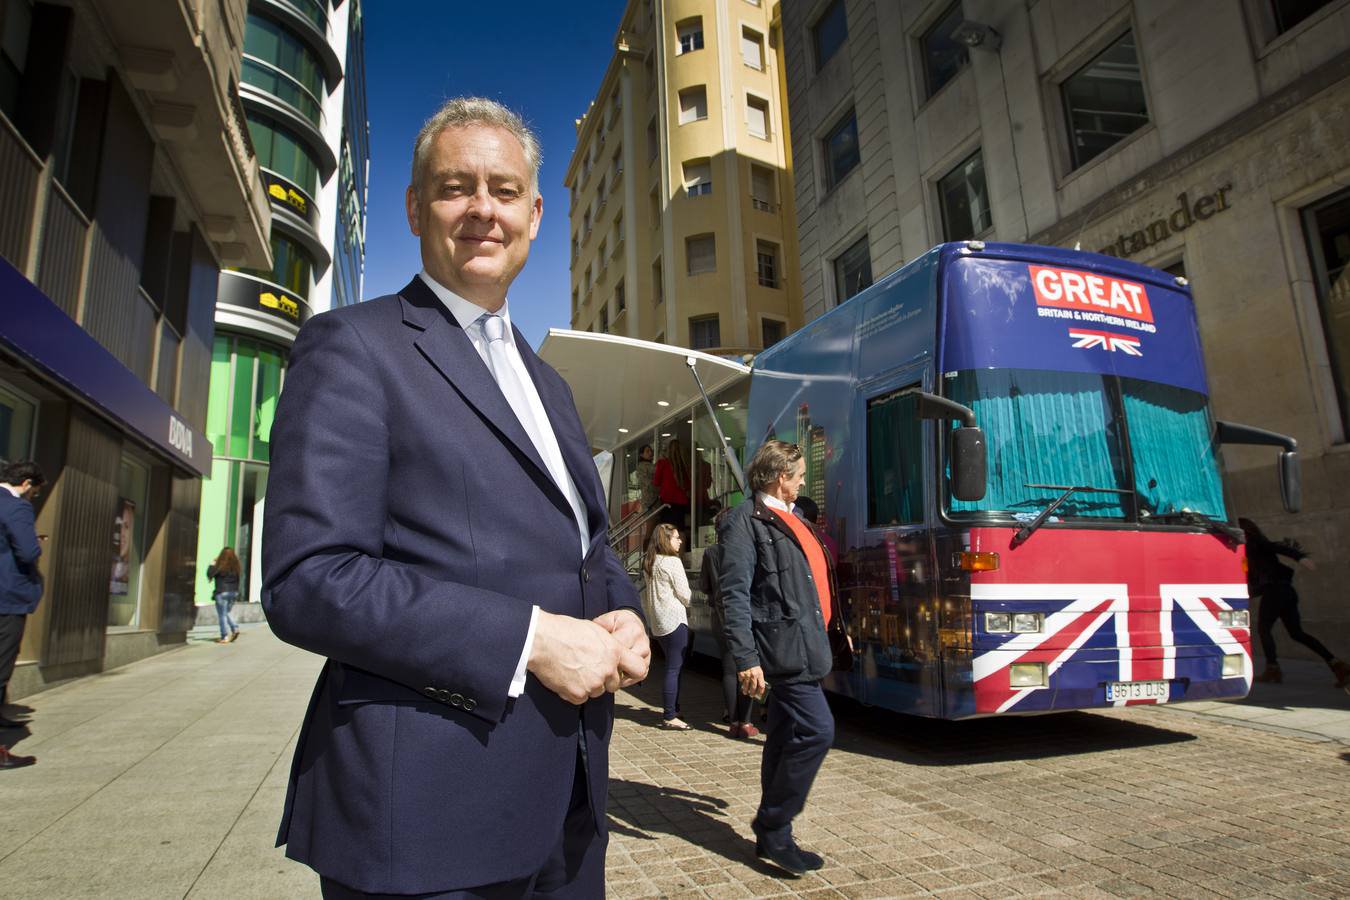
[207,547,242,644]
[644,524,693,730]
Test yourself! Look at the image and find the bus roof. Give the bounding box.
[538,329,750,451]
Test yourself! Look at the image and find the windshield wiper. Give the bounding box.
[1143,509,1242,540]
[1010,483,1135,548]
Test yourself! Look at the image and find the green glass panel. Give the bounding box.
[254,348,283,462]
[206,336,232,453]
[195,458,234,605]
[229,342,256,458]
[226,461,241,552]
[246,114,319,196]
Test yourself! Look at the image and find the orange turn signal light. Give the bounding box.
[955,551,1000,572]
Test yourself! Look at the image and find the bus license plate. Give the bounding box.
[1106,680,1169,702]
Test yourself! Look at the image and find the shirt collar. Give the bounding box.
[1,484,21,499]
[418,270,514,344]
[757,491,794,514]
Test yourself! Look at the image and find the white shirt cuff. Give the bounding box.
[508,605,540,698]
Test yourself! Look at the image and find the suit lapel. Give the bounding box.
[399,278,556,494]
[516,333,606,543]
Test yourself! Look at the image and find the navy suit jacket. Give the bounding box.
[0,490,42,615]
[262,276,639,894]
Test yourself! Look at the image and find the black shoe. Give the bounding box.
[0,716,28,730]
[755,839,807,876]
[794,845,824,870]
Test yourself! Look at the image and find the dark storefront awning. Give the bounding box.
[0,257,211,476]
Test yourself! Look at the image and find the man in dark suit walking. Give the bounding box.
[0,460,45,768]
[718,440,837,876]
[263,97,650,898]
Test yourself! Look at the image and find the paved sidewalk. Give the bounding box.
[2,627,1348,899]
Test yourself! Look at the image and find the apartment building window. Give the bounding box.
[757,241,780,288]
[747,95,770,139]
[834,235,872,304]
[677,17,704,55]
[653,258,664,304]
[650,187,660,223]
[921,3,968,98]
[571,233,579,261]
[597,175,607,207]
[824,108,860,190]
[762,318,785,348]
[938,149,992,241]
[751,164,776,211]
[813,0,848,69]
[585,263,593,291]
[583,207,592,234]
[613,211,624,248]
[679,86,708,124]
[742,27,765,70]
[1063,31,1149,170]
[1273,0,1338,33]
[687,234,716,275]
[600,306,609,333]
[572,287,579,311]
[612,147,623,179]
[598,238,607,267]
[615,280,626,313]
[647,116,659,161]
[684,159,713,197]
[1302,189,1350,429]
[690,315,721,350]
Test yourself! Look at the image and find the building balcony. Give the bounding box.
[254,0,343,85]
[240,86,338,179]
[217,269,312,344]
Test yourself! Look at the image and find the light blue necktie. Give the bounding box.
[478,313,588,551]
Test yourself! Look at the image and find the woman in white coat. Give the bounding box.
[644,524,692,729]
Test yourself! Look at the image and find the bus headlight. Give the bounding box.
[1217,610,1249,628]
[1012,613,1043,634]
[1009,662,1046,687]
[985,613,1012,633]
[1222,654,1244,677]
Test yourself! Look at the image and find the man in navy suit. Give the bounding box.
[263,97,650,898]
[0,460,45,765]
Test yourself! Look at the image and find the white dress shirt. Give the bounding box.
[758,492,794,514]
[419,271,593,697]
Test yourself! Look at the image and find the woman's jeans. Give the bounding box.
[215,591,240,639]
[657,624,691,720]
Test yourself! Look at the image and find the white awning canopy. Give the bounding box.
[538,329,751,452]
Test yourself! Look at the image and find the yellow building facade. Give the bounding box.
[567,0,803,354]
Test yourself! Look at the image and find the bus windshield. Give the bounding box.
[946,368,1227,523]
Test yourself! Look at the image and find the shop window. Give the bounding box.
[921,3,968,98]
[938,149,992,241]
[676,17,704,55]
[1302,189,1350,432]
[813,0,847,70]
[687,234,716,275]
[679,86,708,125]
[757,240,780,288]
[690,314,720,350]
[0,381,36,463]
[834,234,872,304]
[824,108,860,190]
[1062,32,1149,170]
[867,387,924,526]
[109,456,150,628]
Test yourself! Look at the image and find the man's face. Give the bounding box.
[406,124,541,310]
[775,458,806,504]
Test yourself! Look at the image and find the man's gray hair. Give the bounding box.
[410,97,542,198]
[746,439,803,494]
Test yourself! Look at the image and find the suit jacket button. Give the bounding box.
[463,698,477,712]
[423,687,437,698]
[450,693,464,707]
[437,689,451,703]
[583,568,590,583]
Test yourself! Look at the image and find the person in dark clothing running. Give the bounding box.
[1239,517,1349,688]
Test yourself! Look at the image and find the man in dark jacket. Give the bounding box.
[0,460,45,769]
[718,440,836,876]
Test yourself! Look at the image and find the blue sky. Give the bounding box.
[361,2,628,347]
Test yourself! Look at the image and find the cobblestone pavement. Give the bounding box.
[2,627,1347,899]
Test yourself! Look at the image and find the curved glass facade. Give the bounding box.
[243,13,324,126]
[334,2,368,308]
[241,231,314,299]
[195,333,287,605]
[248,113,320,196]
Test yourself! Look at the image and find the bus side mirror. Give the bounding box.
[951,427,987,502]
[1214,420,1301,514]
[1279,450,1301,514]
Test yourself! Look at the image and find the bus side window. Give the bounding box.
[867,388,924,527]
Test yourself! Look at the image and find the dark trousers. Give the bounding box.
[715,631,753,724]
[656,624,690,720]
[319,753,605,899]
[754,680,834,846]
[1258,584,1333,664]
[0,613,26,706]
